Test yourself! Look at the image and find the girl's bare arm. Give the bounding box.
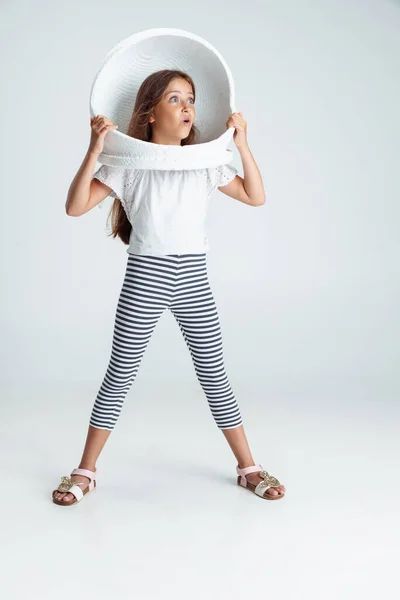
[65,150,112,216]
[218,112,266,206]
[65,115,118,216]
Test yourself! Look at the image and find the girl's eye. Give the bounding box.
[171,96,194,104]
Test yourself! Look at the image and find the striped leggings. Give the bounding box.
[89,253,243,431]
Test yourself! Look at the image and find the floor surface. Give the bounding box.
[1,383,397,600]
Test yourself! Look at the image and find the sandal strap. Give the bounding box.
[55,476,85,501]
[254,480,280,497]
[236,464,263,476]
[254,471,281,497]
[65,484,84,501]
[71,467,97,481]
[236,463,263,487]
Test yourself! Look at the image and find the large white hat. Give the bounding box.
[89,27,236,170]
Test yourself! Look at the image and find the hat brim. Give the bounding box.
[89,28,236,170]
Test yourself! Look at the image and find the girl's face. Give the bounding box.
[148,78,195,145]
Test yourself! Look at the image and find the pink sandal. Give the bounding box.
[236,464,285,500]
[52,468,97,506]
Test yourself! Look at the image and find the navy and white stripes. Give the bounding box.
[89,253,243,431]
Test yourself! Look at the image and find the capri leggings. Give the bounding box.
[89,252,243,431]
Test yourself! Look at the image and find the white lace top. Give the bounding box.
[92,163,238,256]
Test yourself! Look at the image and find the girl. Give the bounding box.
[52,69,286,505]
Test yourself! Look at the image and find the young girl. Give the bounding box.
[52,69,286,505]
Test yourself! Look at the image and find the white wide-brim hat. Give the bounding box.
[89,27,236,170]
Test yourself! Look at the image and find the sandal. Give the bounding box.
[236,464,285,500]
[52,467,97,506]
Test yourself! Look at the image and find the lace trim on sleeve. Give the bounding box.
[93,165,118,209]
[199,164,238,196]
[92,167,118,199]
[94,167,141,213]
[121,170,141,216]
[215,164,238,188]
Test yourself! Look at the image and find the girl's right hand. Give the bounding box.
[88,114,118,156]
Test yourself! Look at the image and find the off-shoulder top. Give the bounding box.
[92,163,238,256]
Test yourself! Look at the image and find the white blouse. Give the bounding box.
[92,163,238,256]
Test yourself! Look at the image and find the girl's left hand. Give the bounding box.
[226,112,248,148]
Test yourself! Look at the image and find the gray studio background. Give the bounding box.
[1,1,399,599]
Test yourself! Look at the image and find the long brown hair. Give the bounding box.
[106,70,200,245]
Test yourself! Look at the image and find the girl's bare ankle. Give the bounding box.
[78,463,96,471]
